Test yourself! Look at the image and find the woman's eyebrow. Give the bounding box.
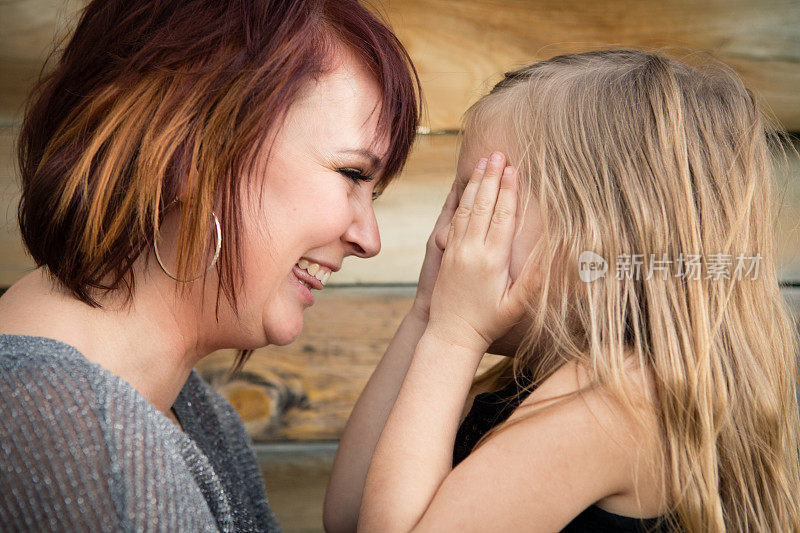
[336,148,382,169]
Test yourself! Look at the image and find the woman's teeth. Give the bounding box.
[297,259,331,286]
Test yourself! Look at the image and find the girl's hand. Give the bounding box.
[409,180,459,323]
[427,152,531,352]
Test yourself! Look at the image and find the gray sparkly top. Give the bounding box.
[0,333,282,532]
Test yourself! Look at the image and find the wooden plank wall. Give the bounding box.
[1,1,799,442]
[1,1,799,131]
[384,0,800,132]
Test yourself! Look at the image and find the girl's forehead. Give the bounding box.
[455,135,506,194]
[456,136,486,179]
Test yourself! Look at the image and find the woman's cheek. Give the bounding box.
[308,196,356,242]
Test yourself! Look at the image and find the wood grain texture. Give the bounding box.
[383,0,800,131]
[0,126,30,287]
[0,1,799,130]
[0,0,85,125]
[775,139,800,282]
[3,131,800,286]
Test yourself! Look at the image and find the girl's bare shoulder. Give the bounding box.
[511,357,668,517]
[426,357,668,530]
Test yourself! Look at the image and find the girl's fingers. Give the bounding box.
[451,157,488,243]
[485,166,518,251]
[434,181,458,227]
[434,183,459,249]
[466,153,506,240]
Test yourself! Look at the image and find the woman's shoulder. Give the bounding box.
[0,333,128,419]
[0,333,225,530]
[0,333,176,430]
[0,333,223,461]
[173,366,284,532]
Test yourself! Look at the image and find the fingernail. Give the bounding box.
[490,152,503,163]
[476,158,488,170]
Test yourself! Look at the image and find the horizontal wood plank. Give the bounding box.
[387,0,800,131]
[0,127,29,287]
[2,131,800,285]
[0,0,85,125]
[1,1,799,130]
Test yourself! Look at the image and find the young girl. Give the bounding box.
[324,49,800,532]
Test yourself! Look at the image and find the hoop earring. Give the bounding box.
[153,209,222,283]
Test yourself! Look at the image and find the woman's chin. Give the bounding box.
[262,317,304,347]
[269,331,302,347]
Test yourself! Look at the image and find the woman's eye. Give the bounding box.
[338,167,379,202]
[338,167,374,183]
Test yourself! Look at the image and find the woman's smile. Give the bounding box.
[296,258,333,286]
[289,267,315,306]
[290,258,337,306]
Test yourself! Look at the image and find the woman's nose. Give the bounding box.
[343,204,381,258]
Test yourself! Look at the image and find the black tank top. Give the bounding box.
[453,369,677,532]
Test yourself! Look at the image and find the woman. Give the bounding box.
[0,0,420,530]
[326,49,800,532]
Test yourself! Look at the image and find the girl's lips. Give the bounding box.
[290,267,315,306]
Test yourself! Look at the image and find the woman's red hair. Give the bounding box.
[17,0,421,367]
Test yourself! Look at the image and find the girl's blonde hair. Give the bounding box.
[463,48,800,532]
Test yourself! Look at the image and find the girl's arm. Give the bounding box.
[357,154,640,532]
[359,333,645,532]
[323,311,426,533]
[323,183,459,533]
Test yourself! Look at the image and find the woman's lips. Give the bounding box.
[292,265,324,290]
[290,267,315,306]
